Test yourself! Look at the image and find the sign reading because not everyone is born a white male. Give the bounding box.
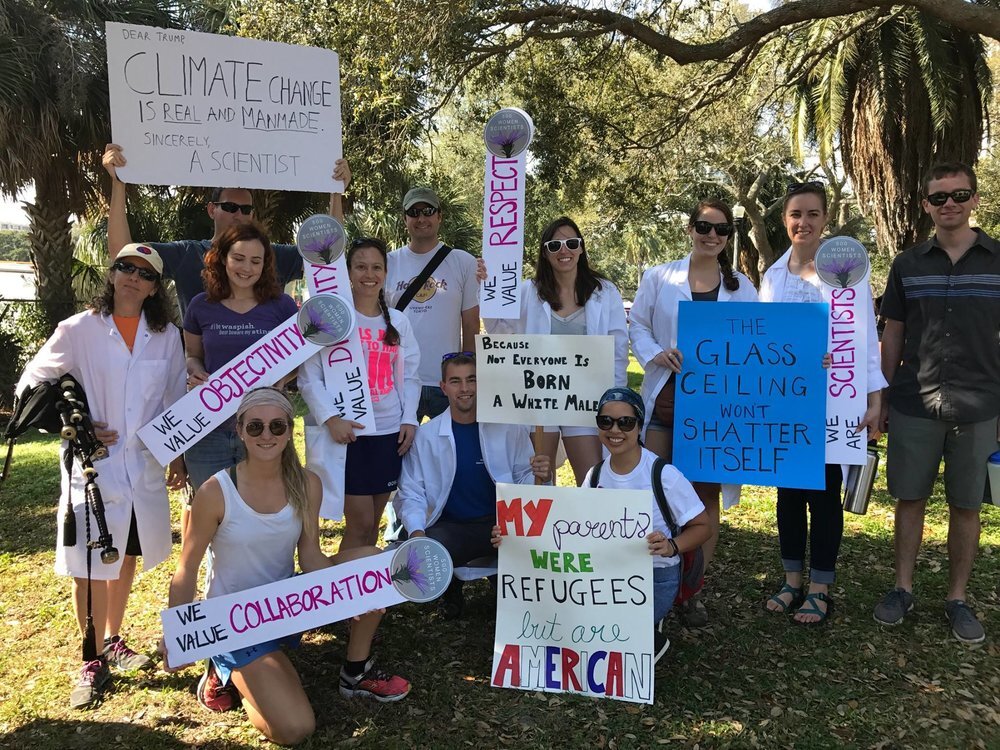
[106,22,344,192]
[491,483,655,704]
[476,334,614,428]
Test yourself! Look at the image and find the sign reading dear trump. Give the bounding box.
[106,22,344,192]
[672,301,828,490]
[476,334,614,427]
[492,484,655,705]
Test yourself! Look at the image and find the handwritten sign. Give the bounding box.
[137,294,351,465]
[672,301,827,489]
[106,22,344,192]
[816,237,871,465]
[161,537,452,667]
[476,334,614,427]
[480,108,533,318]
[491,484,654,704]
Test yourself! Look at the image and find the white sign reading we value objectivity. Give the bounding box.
[106,22,344,192]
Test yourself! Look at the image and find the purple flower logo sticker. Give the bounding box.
[816,237,870,289]
[297,294,355,346]
[296,214,346,267]
[389,537,453,603]
[484,108,534,159]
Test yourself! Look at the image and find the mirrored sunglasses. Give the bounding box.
[405,206,439,218]
[111,260,159,282]
[926,189,974,206]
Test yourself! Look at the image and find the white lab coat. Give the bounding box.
[628,255,758,508]
[393,413,537,534]
[483,278,629,388]
[17,311,186,578]
[298,309,421,520]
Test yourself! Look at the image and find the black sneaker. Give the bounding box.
[945,600,986,644]
[873,587,915,626]
[103,636,152,671]
[69,658,111,710]
[653,630,670,664]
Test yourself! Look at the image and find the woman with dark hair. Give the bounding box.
[18,244,186,709]
[298,238,420,548]
[182,222,299,494]
[164,387,409,744]
[629,199,758,627]
[482,216,628,485]
[759,181,884,625]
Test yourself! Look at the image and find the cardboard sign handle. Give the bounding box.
[533,425,544,485]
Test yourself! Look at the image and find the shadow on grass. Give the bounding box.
[0,718,250,750]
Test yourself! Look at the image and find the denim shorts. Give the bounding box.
[211,632,302,686]
[652,562,681,623]
[185,424,245,494]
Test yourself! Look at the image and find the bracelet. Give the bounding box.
[668,538,680,557]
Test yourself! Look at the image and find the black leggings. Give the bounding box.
[776,464,843,584]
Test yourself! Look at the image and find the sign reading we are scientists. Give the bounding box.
[672,301,828,490]
[492,484,655,704]
[480,108,534,319]
[162,538,452,668]
[476,334,614,428]
[106,22,344,192]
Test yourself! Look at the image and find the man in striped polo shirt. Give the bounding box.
[874,162,1000,644]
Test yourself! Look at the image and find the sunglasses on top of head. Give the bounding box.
[596,414,638,432]
[692,221,734,236]
[925,189,974,207]
[405,206,439,218]
[785,180,825,195]
[243,418,289,437]
[211,201,254,215]
[543,238,583,253]
[112,260,159,282]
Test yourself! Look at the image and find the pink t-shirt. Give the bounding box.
[358,312,403,433]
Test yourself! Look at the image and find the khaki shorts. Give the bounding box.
[886,406,998,509]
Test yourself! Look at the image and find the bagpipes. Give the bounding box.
[3,375,118,660]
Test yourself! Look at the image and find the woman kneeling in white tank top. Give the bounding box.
[162,387,409,745]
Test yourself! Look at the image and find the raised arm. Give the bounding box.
[327,159,352,223]
[102,144,133,260]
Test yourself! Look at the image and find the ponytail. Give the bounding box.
[378,288,401,347]
[718,247,740,292]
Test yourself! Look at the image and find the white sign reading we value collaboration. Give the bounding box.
[106,22,344,193]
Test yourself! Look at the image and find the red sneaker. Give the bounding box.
[339,658,410,702]
[197,660,241,713]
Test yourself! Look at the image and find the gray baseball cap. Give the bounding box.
[403,187,441,210]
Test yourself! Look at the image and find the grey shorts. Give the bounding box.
[886,406,998,509]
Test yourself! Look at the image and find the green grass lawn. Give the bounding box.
[1,397,999,748]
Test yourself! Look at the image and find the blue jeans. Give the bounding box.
[652,563,681,623]
[417,385,450,422]
[185,425,245,493]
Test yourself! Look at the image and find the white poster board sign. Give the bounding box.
[106,22,344,192]
[491,484,654,704]
[475,334,614,427]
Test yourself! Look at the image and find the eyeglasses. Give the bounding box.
[442,351,475,361]
[596,415,638,432]
[692,221,734,237]
[405,206,439,218]
[926,189,974,206]
[111,260,159,282]
[543,238,583,253]
[212,201,254,215]
[786,180,825,195]
[243,418,289,437]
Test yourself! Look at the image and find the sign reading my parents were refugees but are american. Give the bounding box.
[106,22,344,192]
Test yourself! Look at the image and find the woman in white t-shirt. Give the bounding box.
[300,238,420,550]
[482,217,629,485]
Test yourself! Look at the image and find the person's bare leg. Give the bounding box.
[73,578,109,645]
[367,493,392,547]
[894,499,928,591]
[695,484,721,572]
[563,435,602,487]
[341,494,375,551]
[230,652,315,746]
[105,554,136,638]
[946,505,981,601]
[644,428,673,462]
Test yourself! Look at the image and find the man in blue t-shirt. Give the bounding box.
[102,143,350,315]
[394,353,550,618]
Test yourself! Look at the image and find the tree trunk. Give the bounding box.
[24,172,75,335]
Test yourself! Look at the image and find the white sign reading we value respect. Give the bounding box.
[106,22,344,193]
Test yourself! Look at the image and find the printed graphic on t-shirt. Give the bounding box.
[396,276,448,305]
[359,325,398,401]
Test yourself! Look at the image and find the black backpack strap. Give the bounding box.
[651,457,680,537]
[394,244,452,312]
[588,460,604,488]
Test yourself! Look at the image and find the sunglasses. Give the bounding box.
[596,415,638,432]
[405,206,439,218]
[786,180,825,195]
[112,260,159,282]
[212,201,254,215]
[442,351,475,361]
[350,236,388,252]
[926,189,974,206]
[243,418,289,437]
[543,238,583,253]
[692,221,734,237]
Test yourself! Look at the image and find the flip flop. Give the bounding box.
[765,583,804,614]
[794,591,834,626]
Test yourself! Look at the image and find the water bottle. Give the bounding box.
[843,448,879,515]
